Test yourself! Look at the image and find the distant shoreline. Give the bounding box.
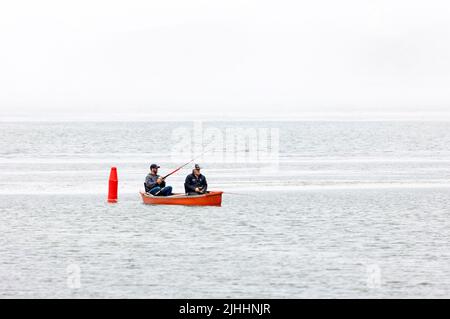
[2,112,450,122]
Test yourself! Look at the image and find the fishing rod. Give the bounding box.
[162,149,209,180]
[222,191,257,197]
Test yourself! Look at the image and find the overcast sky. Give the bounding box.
[1,0,450,118]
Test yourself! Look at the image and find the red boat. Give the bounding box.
[140,191,223,206]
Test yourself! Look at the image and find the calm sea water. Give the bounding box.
[1,121,450,298]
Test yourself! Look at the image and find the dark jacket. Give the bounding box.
[184,173,207,194]
[145,173,166,192]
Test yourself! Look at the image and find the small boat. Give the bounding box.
[140,191,223,206]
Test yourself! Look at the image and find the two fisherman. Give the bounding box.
[145,163,207,196]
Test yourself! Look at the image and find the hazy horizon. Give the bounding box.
[3,111,450,122]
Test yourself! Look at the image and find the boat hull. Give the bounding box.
[140,191,223,206]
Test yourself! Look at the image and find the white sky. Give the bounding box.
[1,0,450,118]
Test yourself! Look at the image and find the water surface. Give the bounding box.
[1,121,450,297]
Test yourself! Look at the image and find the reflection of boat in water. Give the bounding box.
[140,191,223,206]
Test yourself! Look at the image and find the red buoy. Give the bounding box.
[107,167,118,203]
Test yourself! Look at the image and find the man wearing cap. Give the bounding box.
[145,164,173,196]
[184,164,208,195]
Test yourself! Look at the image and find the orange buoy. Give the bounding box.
[107,167,118,203]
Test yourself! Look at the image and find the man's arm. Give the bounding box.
[145,175,158,189]
[184,175,196,192]
[202,176,208,192]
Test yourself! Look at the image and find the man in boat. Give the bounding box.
[184,164,208,195]
[145,164,173,196]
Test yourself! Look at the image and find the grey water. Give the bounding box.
[1,121,450,298]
